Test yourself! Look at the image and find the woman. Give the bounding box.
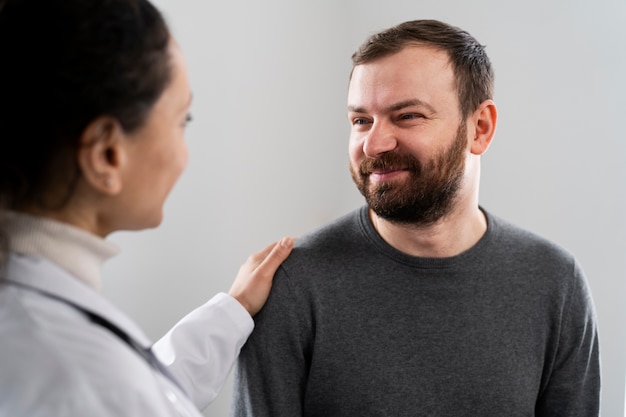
[0,0,292,415]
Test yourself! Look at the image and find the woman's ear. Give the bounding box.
[77,116,126,195]
[470,99,497,156]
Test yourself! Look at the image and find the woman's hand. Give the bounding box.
[228,237,294,316]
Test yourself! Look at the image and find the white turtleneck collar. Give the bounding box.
[3,211,119,291]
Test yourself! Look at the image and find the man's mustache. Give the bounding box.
[359,153,421,176]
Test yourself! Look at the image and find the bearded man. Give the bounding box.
[231,19,600,417]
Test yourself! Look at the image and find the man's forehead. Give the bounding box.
[349,49,455,94]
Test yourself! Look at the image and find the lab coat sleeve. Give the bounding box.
[153,292,254,411]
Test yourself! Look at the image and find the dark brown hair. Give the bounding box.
[0,0,171,212]
[0,0,172,264]
[351,19,494,119]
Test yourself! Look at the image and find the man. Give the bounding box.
[231,20,600,417]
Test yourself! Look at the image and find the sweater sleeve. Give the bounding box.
[230,266,312,417]
[535,259,601,417]
[152,292,254,411]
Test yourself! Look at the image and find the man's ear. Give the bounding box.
[470,99,497,156]
[77,116,126,195]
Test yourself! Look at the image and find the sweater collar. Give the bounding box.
[3,211,118,291]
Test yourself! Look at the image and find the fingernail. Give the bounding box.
[281,237,292,248]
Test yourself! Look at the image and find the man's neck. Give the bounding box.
[369,204,487,258]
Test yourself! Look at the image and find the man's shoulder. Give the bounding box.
[278,207,370,272]
[485,210,579,270]
[294,208,363,249]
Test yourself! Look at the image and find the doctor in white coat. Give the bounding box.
[0,0,293,416]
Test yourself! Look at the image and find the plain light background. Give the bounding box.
[102,1,626,416]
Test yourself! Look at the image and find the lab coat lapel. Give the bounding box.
[3,253,153,349]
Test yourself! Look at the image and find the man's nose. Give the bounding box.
[362,120,398,158]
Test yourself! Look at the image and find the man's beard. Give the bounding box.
[350,123,467,226]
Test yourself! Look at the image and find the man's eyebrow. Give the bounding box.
[347,105,366,113]
[347,99,436,114]
[387,99,435,113]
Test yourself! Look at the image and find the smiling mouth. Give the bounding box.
[359,152,420,180]
[363,165,408,175]
[368,169,408,182]
[371,167,406,174]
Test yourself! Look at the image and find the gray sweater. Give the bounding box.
[232,206,600,417]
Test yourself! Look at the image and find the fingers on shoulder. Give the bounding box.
[247,237,294,267]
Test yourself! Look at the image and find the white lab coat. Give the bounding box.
[0,253,254,417]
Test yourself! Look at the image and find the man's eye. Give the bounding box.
[400,113,423,120]
[353,118,369,125]
[183,113,193,126]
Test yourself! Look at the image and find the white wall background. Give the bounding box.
[102,1,626,416]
